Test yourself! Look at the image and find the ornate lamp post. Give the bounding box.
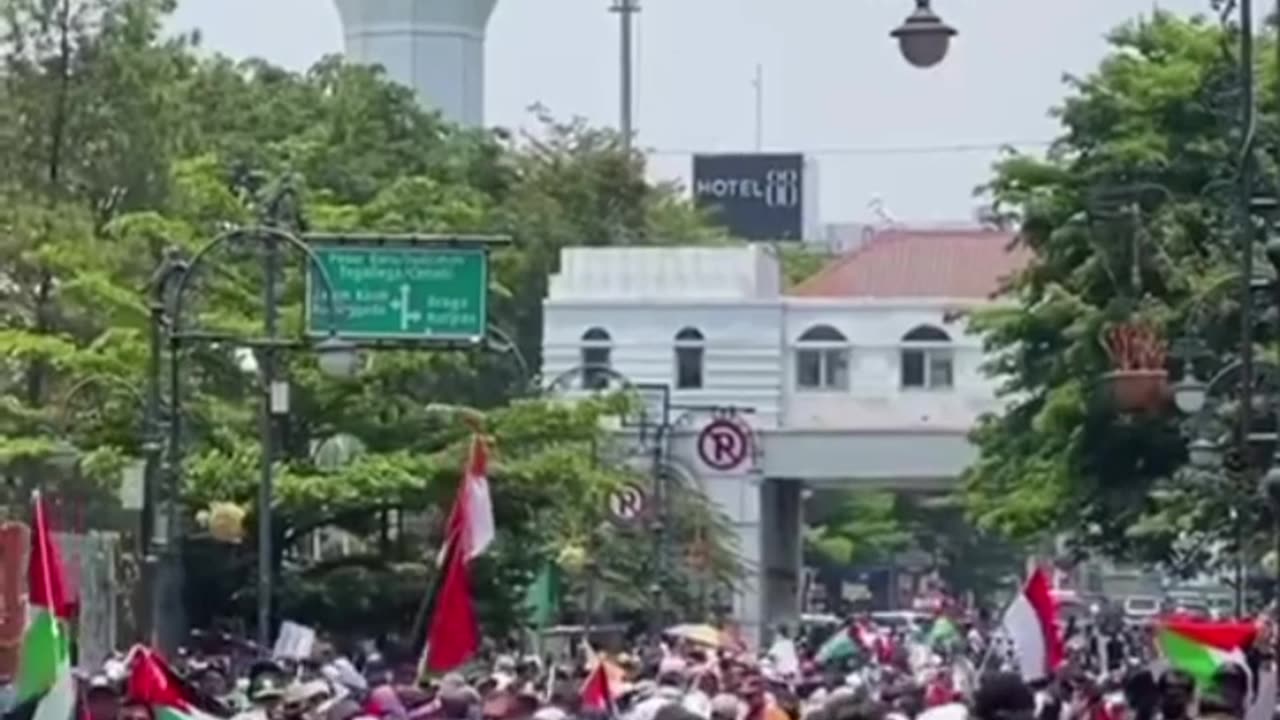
[166,205,356,649]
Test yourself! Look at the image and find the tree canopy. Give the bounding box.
[0,0,739,638]
[964,9,1279,569]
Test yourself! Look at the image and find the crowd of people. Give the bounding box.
[45,611,1280,720]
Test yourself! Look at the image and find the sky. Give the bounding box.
[168,0,1209,226]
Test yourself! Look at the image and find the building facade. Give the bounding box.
[541,229,1029,643]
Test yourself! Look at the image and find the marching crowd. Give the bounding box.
[46,607,1280,720]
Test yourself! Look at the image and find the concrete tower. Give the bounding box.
[333,0,498,127]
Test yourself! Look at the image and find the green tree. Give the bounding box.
[964,10,1268,567]
[0,0,742,638]
[806,491,1021,600]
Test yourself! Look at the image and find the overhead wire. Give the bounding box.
[644,139,1054,158]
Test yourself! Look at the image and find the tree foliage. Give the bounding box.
[806,490,1020,600]
[0,0,739,637]
[964,10,1279,569]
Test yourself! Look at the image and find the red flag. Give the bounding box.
[424,533,479,673]
[29,492,73,620]
[127,647,195,711]
[580,660,614,713]
[127,645,233,717]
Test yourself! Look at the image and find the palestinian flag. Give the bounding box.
[126,646,224,720]
[580,657,621,713]
[1156,618,1257,689]
[814,627,858,665]
[11,493,75,720]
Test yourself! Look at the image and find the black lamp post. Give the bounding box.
[165,213,355,649]
[891,0,957,69]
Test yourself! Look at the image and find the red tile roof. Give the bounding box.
[789,227,1031,299]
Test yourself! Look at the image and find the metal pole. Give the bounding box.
[140,268,165,643]
[1274,514,1280,620]
[1238,0,1257,619]
[650,387,669,636]
[584,561,596,647]
[257,230,280,648]
[1234,506,1246,615]
[612,0,637,153]
[151,250,187,655]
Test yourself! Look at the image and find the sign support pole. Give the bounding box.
[257,227,280,649]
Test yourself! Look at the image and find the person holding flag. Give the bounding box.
[9,493,75,720]
[419,432,495,675]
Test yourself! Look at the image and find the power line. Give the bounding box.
[644,139,1054,158]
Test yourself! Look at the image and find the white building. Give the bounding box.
[541,228,1029,643]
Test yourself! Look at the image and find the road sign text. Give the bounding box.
[307,244,488,341]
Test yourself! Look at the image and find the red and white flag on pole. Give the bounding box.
[1001,567,1064,682]
[439,434,495,562]
[420,434,494,673]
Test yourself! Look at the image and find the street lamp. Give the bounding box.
[891,0,957,69]
[167,210,349,649]
[315,336,361,380]
[1171,357,1280,616]
[1174,377,1209,415]
[1188,437,1222,470]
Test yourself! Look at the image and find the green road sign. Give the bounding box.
[307,243,488,341]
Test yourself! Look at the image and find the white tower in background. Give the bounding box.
[333,0,498,127]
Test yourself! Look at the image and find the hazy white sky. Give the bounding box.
[168,0,1208,225]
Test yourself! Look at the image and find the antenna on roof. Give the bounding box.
[868,195,900,227]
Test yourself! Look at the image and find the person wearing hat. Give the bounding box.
[628,658,689,720]
[240,665,288,720]
[84,675,121,720]
[280,680,333,720]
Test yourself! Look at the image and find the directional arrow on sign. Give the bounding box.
[388,283,423,332]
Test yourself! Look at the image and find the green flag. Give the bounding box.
[814,627,858,665]
[927,616,960,649]
[524,562,560,628]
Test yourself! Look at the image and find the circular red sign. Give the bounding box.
[697,419,751,471]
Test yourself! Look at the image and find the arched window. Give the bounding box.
[901,325,953,389]
[795,324,849,391]
[581,327,613,389]
[674,327,705,389]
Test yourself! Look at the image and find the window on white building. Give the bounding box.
[795,324,849,391]
[674,327,705,389]
[581,327,613,389]
[901,325,954,389]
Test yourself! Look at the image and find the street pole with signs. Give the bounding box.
[164,193,510,647]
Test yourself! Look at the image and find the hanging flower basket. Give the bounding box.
[1100,322,1169,413]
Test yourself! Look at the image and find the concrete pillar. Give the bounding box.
[333,0,497,127]
[701,473,765,648]
[760,479,803,636]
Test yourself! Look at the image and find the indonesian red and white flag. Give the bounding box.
[1002,567,1064,682]
[440,434,495,562]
